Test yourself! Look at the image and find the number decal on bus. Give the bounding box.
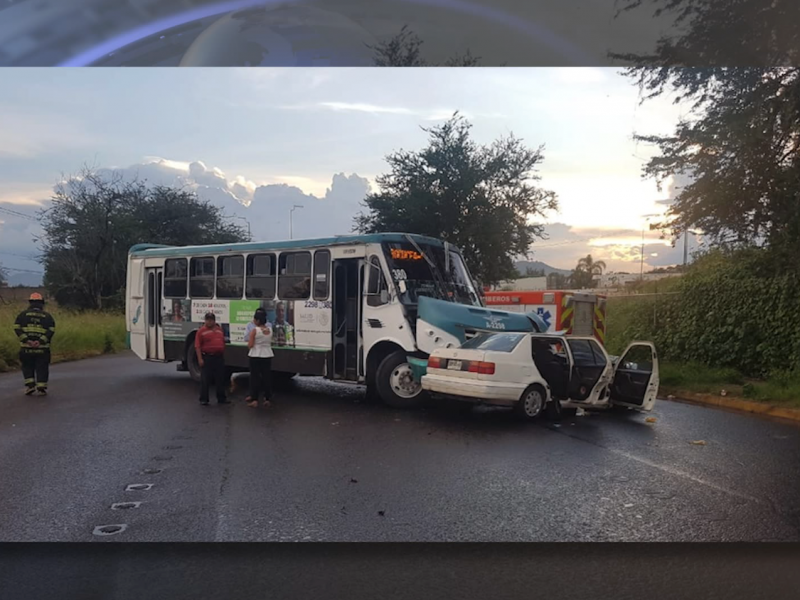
[392,269,407,281]
[304,300,333,309]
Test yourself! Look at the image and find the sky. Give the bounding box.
[0,67,701,284]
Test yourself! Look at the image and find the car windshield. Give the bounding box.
[460,332,525,352]
[383,241,481,306]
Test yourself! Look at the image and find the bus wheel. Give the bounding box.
[376,350,425,409]
[186,345,202,383]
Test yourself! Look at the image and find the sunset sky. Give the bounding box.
[0,67,700,283]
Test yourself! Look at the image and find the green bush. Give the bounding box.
[607,248,800,378]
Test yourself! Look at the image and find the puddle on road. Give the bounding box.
[93,524,127,536]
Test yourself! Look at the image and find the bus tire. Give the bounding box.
[186,344,201,383]
[376,350,425,409]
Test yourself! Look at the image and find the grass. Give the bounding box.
[605,294,800,410]
[0,303,127,372]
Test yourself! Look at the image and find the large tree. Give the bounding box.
[0,262,7,287]
[611,0,799,66]
[41,169,249,310]
[354,113,557,286]
[613,2,800,270]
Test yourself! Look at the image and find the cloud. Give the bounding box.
[0,105,100,159]
[528,222,686,273]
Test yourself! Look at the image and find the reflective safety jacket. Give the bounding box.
[14,307,56,354]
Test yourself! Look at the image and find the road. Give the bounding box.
[1,352,799,542]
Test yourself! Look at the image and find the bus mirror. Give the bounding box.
[398,280,407,294]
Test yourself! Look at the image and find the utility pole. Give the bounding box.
[290,204,303,239]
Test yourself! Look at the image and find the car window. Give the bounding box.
[588,339,608,366]
[619,345,654,372]
[568,339,596,366]
[460,332,525,352]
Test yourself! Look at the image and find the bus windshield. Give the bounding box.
[383,241,481,306]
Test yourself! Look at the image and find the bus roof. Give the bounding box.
[128,233,459,258]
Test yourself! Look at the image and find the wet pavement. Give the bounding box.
[1,352,799,542]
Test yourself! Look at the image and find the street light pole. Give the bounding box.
[290,204,303,239]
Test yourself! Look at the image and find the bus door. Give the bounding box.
[332,258,364,381]
[145,267,165,361]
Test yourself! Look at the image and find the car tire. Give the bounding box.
[376,350,426,409]
[514,385,546,420]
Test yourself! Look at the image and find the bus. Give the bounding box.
[126,233,547,408]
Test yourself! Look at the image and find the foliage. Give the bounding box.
[0,302,126,372]
[547,272,570,289]
[607,247,800,377]
[621,68,800,264]
[570,254,606,289]
[354,113,557,287]
[368,25,482,67]
[0,262,6,287]
[41,169,250,310]
[611,0,800,66]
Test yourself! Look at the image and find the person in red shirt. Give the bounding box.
[194,312,230,406]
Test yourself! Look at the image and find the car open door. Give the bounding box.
[609,342,659,411]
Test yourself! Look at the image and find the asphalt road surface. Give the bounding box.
[1,352,799,542]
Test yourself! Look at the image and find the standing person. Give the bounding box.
[246,308,274,408]
[13,293,56,396]
[194,312,230,406]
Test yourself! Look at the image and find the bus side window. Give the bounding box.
[366,256,388,307]
[246,254,276,299]
[164,258,187,298]
[217,255,244,299]
[313,250,331,300]
[278,251,312,300]
[190,256,215,298]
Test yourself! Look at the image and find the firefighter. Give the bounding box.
[13,292,56,396]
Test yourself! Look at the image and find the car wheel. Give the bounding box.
[376,350,426,409]
[514,385,546,420]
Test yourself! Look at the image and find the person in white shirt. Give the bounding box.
[246,308,274,408]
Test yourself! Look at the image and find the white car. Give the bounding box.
[421,332,659,420]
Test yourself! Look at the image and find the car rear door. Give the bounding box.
[530,335,573,399]
[609,342,659,411]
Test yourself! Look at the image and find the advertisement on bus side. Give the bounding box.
[161,298,330,350]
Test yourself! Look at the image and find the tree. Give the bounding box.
[613,2,800,270]
[525,267,545,277]
[41,169,249,310]
[354,113,558,287]
[571,254,606,289]
[0,262,7,287]
[611,0,800,66]
[368,25,482,67]
[547,272,570,289]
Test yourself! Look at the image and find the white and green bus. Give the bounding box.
[126,233,547,407]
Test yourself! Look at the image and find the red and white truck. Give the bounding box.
[482,290,607,345]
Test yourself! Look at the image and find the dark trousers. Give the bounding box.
[248,357,273,402]
[20,351,50,390]
[200,354,227,403]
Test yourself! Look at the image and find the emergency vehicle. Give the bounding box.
[482,291,607,345]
